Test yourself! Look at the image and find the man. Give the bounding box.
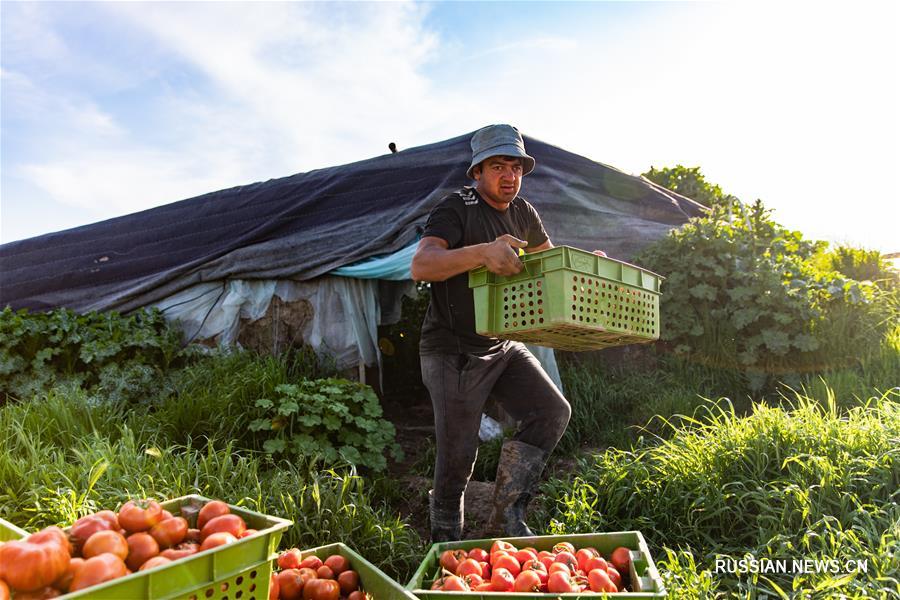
[410,124,572,541]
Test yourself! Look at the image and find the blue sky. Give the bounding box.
[2,1,898,252]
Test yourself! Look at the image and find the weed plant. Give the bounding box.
[534,388,900,597]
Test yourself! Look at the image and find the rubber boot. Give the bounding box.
[429,489,463,543]
[489,440,549,537]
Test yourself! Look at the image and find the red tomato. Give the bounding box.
[347,591,367,600]
[200,514,246,542]
[277,569,307,600]
[159,543,199,561]
[467,547,489,563]
[439,549,467,573]
[548,561,572,575]
[610,547,631,573]
[547,570,578,593]
[138,556,173,571]
[316,566,334,580]
[514,549,538,565]
[268,571,280,600]
[575,548,596,571]
[125,533,159,571]
[0,581,9,600]
[70,511,119,551]
[585,556,609,573]
[196,500,230,530]
[513,570,542,592]
[83,530,128,561]
[440,575,468,592]
[490,540,517,555]
[299,555,323,570]
[199,532,237,551]
[521,559,549,584]
[149,517,188,548]
[552,542,576,555]
[461,573,483,589]
[160,510,174,521]
[69,553,128,592]
[0,527,70,592]
[303,578,340,600]
[588,568,617,593]
[606,566,622,589]
[118,500,164,533]
[492,554,521,577]
[323,554,349,575]
[455,558,483,577]
[474,582,493,592]
[554,551,578,570]
[337,570,359,595]
[241,529,258,538]
[277,549,304,570]
[490,567,515,592]
[479,561,491,578]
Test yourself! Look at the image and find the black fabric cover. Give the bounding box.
[0,131,705,312]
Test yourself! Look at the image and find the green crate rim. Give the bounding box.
[407,532,666,598]
[2,494,292,600]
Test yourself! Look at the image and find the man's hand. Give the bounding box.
[592,249,607,257]
[483,235,527,276]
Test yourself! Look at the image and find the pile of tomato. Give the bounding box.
[0,499,254,599]
[429,540,632,594]
[272,548,373,600]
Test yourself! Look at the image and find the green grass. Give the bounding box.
[534,388,900,597]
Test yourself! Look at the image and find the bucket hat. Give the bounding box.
[466,124,535,179]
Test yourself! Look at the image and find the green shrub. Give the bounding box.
[0,307,186,402]
[637,200,887,392]
[535,388,900,597]
[250,378,403,471]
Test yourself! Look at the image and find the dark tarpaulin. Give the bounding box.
[0,131,705,313]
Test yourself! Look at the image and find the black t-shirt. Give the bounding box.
[419,186,550,355]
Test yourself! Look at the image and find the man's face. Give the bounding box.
[474,156,524,209]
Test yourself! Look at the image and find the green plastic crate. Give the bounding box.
[470,246,663,352]
[0,517,28,542]
[298,542,417,600]
[407,532,666,598]
[1,495,291,600]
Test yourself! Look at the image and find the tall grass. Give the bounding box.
[535,388,900,597]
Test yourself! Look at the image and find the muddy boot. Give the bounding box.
[429,489,463,543]
[489,440,549,537]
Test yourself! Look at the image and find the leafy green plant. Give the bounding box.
[0,307,186,402]
[638,199,881,391]
[250,378,403,471]
[642,164,736,209]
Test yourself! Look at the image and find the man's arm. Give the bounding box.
[525,239,553,253]
[411,235,528,282]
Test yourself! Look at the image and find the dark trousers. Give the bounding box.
[421,341,571,506]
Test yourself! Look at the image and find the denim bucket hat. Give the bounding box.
[466,124,535,179]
